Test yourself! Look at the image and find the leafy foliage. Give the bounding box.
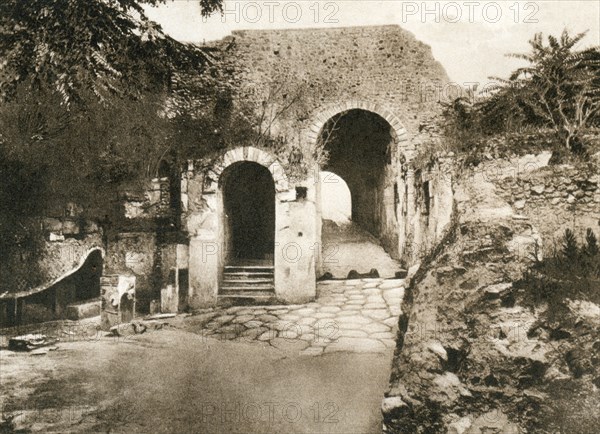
[0,0,225,293]
[0,84,171,206]
[0,0,226,212]
[520,228,600,319]
[0,0,222,105]
[442,30,600,159]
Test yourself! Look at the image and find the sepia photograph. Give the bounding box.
[0,1,599,432]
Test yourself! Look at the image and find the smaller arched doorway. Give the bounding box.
[219,161,276,296]
[221,161,276,265]
[185,146,316,307]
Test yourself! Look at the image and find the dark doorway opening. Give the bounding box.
[73,249,103,302]
[321,109,393,238]
[222,162,275,264]
[318,109,402,278]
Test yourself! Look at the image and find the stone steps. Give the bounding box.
[224,265,274,272]
[223,273,273,279]
[221,279,274,289]
[220,265,275,299]
[218,291,275,299]
[221,285,275,292]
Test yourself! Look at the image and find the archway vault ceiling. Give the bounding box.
[308,101,409,151]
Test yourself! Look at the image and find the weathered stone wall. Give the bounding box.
[494,166,600,251]
[400,157,455,265]
[460,150,600,253]
[121,177,172,221]
[103,176,179,314]
[219,25,449,148]
[383,157,546,432]
[384,149,600,432]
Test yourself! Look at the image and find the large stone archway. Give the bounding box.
[309,102,411,274]
[307,101,413,160]
[183,147,317,307]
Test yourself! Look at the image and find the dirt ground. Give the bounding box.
[1,325,393,433]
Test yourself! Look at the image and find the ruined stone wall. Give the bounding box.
[1,177,173,321]
[400,157,455,265]
[120,177,172,221]
[102,176,180,314]
[460,149,600,253]
[494,166,600,251]
[384,149,600,432]
[211,25,449,159]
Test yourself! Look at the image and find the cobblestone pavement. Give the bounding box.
[179,278,405,356]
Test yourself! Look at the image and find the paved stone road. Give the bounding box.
[179,278,405,356]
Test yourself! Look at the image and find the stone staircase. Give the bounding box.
[219,265,275,300]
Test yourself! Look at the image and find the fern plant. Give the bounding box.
[584,228,599,257]
[562,228,579,262]
[582,228,600,278]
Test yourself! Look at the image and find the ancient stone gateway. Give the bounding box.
[180,103,416,306]
[110,26,455,312]
[183,147,318,307]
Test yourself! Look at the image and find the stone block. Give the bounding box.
[43,218,63,232]
[514,199,526,210]
[531,184,545,194]
[48,232,65,242]
[62,219,80,235]
[65,299,101,320]
[160,284,178,313]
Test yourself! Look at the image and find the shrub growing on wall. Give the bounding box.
[520,227,600,320]
[441,30,600,163]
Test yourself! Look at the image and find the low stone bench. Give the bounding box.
[65,298,101,320]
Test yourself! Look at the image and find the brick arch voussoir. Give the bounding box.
[212,146,289,192]
[308,102,410,150]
